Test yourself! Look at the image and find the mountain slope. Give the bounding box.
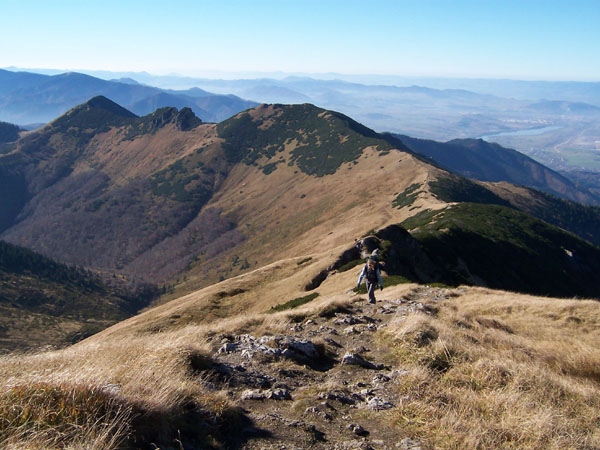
[1,255,598,448]
[0,99,434,297]
[399,203,600,297]
[477,181,600,247]
[3,98,600,304]
[0,93,599,448]
[0,97,227,283]
[0,240,151,351]
[395,134,600,205]
[0,121,21,145]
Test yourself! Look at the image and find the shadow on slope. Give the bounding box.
[400,203,600,298]
[314,200,600,299]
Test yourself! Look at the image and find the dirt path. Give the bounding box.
[199,285,461,449]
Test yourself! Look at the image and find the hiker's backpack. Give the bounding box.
[365,262,379,283]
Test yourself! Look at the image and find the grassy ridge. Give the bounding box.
[268,292,320,313]
[429,175,510,206]
[503,188,600,247]
[217,103,398,176]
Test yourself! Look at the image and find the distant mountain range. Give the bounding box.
[3,68,600,176]
[394,134,600,205]
[0,69,257,125]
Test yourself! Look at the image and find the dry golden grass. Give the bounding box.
[0,381,131,450]
[167,145,441,299]
[384,288,600,450]
[1,242,598,449]
[79,123,222,183]
[0,327,230,449]
[0,276,355,450]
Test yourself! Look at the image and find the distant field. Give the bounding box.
[484,122,600,172]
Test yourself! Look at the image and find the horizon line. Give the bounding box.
[3,65,600,84]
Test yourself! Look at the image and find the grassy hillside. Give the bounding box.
[481,181,600,247]
[3,97,600,314]
[0,100,419,294]
[217,103,400,176]
[0,263,598,449]
[1,98,600,447]
[401,203,600,298]
[0,97,228,284]
[428,174,511,206]
[425,172,600,249]
[0,240,152,351]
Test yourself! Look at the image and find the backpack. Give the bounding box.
[365,261,379,283]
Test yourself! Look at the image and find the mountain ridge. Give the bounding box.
[2,98,600,306]
[1,75,600,450]
[395,133,600,205]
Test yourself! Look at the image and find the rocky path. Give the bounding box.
[201,286,459,450]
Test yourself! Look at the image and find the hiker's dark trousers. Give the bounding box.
[367,281,377,303]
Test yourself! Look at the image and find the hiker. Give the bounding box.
[355,238,363,253]
[356,256,384,304]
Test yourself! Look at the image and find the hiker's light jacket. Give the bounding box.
[357,264,383,288]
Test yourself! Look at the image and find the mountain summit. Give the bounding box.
[50,95,138,131]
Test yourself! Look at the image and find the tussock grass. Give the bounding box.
[0,330,240,449]
[0,382,131,450]
[0,306,305,448]
[384,289,600,449]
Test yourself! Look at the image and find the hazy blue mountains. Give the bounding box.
[0,69,257,125]
[161,75,600,174]
[394,134,600,205]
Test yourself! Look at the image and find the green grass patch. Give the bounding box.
[338,259,363,272]
[267,292,319,313]
[401,209,442,230]
[297,257,313,265]
[384,275,412,286]
[392,183,422,209]
[429,176,510,206]
[217,104,394,177]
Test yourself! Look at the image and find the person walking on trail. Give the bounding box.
[356,257,384,304]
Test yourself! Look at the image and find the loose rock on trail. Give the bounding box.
[198,286,460,449]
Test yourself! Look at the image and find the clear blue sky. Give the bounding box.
[1,0,598,81]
